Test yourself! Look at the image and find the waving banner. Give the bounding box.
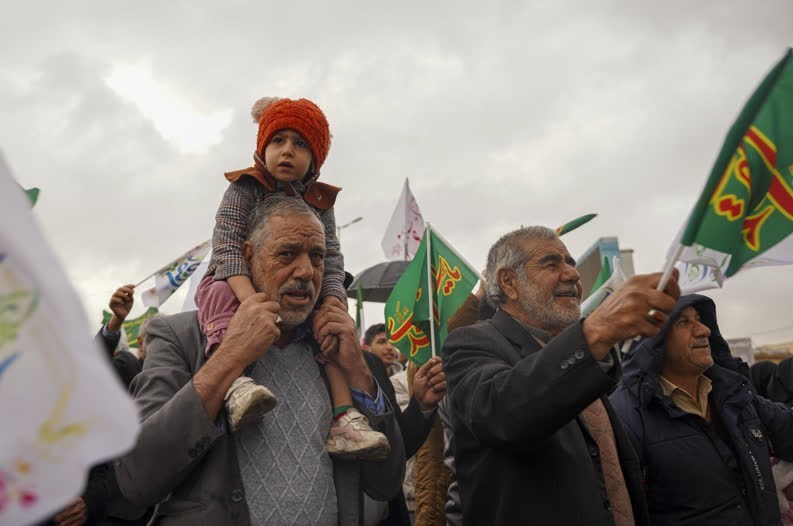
[669,48,793,281]
[382,178,426,261]
[0,152,139,525]
[141,241,211,307]
[101,307,159,349]
[385,225,480,366]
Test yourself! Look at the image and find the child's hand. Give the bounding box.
[312,296,346,355]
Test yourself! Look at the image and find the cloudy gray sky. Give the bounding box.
[2,1,792,347]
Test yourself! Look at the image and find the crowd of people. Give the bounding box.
[43,95,793,526]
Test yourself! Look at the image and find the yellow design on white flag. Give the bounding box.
[0,152,139,525]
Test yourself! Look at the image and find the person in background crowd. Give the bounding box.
[750,358,793,525]
[767,357,793,406]
[610,294,793,526]
[97,284,141,389]
[135,315,159,365]
[363,324,403,376]
[362,323,447,525]
[443,225,680,526]
[751,360,777,400]
[435,282,489,526]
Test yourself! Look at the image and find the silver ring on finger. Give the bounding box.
[647,309,660,323]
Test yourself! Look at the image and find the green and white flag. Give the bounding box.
[669,48,793,284]
[384,225,479,366]
[101,307,159,349]
[556,213,597,236]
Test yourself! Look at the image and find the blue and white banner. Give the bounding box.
[142,241,211,307]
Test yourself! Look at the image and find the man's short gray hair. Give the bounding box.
[246,194,323,250]
[484,226,559,307]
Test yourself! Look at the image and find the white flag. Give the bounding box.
[0,152,139,525]
[142,241,211,307]
[381,178,426,261]
[181,256,209,312]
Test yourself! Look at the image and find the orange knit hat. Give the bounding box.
[252,97,331,175]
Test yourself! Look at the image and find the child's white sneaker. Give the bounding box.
[325,408,390,460]
[225,376,277,432]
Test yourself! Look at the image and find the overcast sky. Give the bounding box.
[2,1,792,347]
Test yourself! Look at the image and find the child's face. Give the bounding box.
[264,129,313,182]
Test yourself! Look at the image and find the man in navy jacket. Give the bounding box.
[611,294,793,526]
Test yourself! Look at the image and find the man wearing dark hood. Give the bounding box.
[767,357,793,406]
[610,294,793,526]
[751,360,778,400]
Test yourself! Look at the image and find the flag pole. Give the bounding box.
[403,178,409,261]
[357,286,366,342]
[134,271,157,288]
[656,244,684,293]
[425,223,437,358]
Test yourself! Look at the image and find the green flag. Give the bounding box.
[385,226,479,366]
[588,256,612,296]
[676,48,793,277]
[556,213,596,236]
[25,187,40,207]
[16,185,40,207]
[101,307,159,349]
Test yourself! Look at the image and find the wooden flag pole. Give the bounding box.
[425,223,437,358]
[134,271,157,288]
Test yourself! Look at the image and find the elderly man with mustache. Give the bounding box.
[114,195,405,526]
[442,225,682,526]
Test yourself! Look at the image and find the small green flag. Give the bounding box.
[556,213,597,236]
[25,187,40,207]
[101,307,159,348]
[385,226,478,366]
[17,185,40,207]
[588,257,613,296]
[678,48,793,276]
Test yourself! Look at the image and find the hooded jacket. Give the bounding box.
[610,294,793,526]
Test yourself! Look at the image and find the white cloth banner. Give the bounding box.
[381,178,426,261]
[0,152,139,525]
[180,256,209,312]
[668,209,793,294]
[142,241,211,307]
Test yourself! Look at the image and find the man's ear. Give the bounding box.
[243,240,254,266]
[497,268,520,302]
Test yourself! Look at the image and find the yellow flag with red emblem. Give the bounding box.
[384,225,479,366]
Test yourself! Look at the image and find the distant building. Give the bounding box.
[576,237,634,300]
[726,337,754,365]
[754,341,793,364]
